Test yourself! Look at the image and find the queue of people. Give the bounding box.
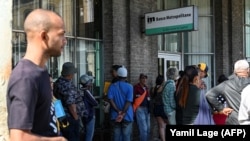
[104,62,213,141]
[81,59,249,132]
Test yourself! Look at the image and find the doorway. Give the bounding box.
[158,53,181,80]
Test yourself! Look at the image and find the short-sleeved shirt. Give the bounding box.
[53,76,86,117]
[134,83,150,107]
[107,81,134,122]
[7,59,58,136]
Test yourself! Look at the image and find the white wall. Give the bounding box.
[0,0,12,140]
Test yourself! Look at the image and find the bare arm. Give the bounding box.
[112,100,131,122]
[9,129,67,141]
[109,99,120,113]
[109,99,131,113]
[122,101,131,114]
[68,104,78,120]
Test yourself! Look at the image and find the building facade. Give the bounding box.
[0,0,249,140]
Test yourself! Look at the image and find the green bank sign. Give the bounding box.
[145,6,198,35]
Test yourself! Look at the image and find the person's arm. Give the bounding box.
[122,85,134,115]
[169,82,176,110]
[109,99,120,113]
[9,129,67,141]
[68,104,78,120]
[115,101,131,122]
[66,85,79,120]
[109,99,124,122]
[162,84,168,115]
[117,85,134,122]
[205,83,225,112]
[107,84,120,112]
[109,99,130,114]
[121,101,131,114]
[85,90,98,106]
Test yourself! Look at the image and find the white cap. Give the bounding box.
[117,66,127,77]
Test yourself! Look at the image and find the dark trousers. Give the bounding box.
[61,116,80,141]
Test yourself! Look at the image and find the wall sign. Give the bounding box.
[145,5,198,35]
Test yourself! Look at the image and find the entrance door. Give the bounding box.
[158,53,181,80]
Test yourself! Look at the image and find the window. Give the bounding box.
[76,0,102,38]
[12,0,103,81]
[245,0,250,60]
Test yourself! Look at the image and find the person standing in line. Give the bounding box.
[162,67,179,125]
[111,65,122,83]
[151,75,168,141]
[7,9,67,141]
[103,65,122,110]
[206,59,250,125]
[79,74,98,141]
[175,70,184,89]
[197,63,209,96]
[197,63,209,82]
[175,65,201,125]
[197,63,209,91]
[107,66,134,141]
[133,73,151,141]
[102,64,122,141]
[194,63,215,125]
[53,62,83,141]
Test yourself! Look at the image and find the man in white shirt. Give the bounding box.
[239,77,250,125]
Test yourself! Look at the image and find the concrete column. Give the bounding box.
[0,0,12,141]
[231,0,244,61]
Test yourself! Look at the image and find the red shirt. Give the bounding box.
[133,83,150,107]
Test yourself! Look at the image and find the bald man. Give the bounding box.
[7,9,67,141]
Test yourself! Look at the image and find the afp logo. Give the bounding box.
[147,16,155,24]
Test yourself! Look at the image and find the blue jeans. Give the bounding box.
[135,107,150,141]
[112,120,133,141]
[84,116,95,141]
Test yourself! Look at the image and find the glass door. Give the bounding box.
[158,53,181,80]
